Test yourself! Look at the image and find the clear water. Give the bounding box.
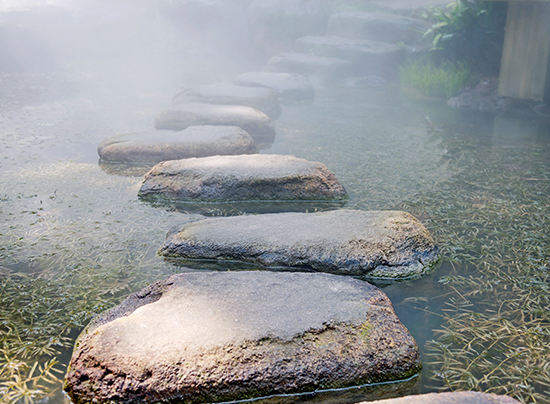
[1,6,550,404]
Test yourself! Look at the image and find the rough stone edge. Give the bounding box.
[64,272,422,404]
[158,214,440,281]
[364,391,521,404]
[137,162,350,205]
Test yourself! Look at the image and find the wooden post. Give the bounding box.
[497,1,550,102]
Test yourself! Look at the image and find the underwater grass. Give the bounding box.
[395,132,550,403]
[400,61,470,99]
[0,162,191,403]
[1,74,550,404]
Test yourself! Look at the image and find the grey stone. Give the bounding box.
[447,77,550,120]
[327,11,430,45]
[97,126,257,164]
[365,391,520,404]
[138,154,348,205]
[172,84,282,120]
[159,210,439,280]
[154,102,276,148]
[234,71,314,103]
[264,52,351,82]
[296,36,404,77]
[64,271,421,404]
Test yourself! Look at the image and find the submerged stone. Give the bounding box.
[327,11,430,45]
[172,84,282,120]
[138,154,348,206]
[365,391,520,404]
[264,52,351,82]
[154,102,276,148]
[296,36,403,77]
[159,210,439,280]
[97,126,257,164]
[234,71,314,103]
[64,271,421,404]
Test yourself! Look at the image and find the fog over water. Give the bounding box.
[1,1,550,404]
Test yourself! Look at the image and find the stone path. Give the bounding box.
[154,102,276,149]
[97,126,257,164]
[172,84,282,120]
[234,71,315,103]
[138,154,348,205]
[365,391,520,404]
[64,271,421,404]
[159,210,439,280]
[76,2,518,403]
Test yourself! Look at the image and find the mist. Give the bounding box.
[0,0,260,104]
[1,1,550,404]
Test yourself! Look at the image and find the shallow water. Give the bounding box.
[1,62,550,403]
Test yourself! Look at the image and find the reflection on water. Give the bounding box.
[1,51,550,404]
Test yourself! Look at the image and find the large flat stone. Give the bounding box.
[366,391,520,404]
[172,84,282,120]
[234,71,314,103]
[327,12,430,45]
[97,126,257,164]
[154,102,276,149]
[139,154,347,206]
[296,36,404,77]
[264,52,351,82]
[64,271,421,404]
[159,210,439,280]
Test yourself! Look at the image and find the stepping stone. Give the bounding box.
[172,84,282,120]
[234,71,314,103]
[97,126,257,164]
[296,36,404,77]
[263,52,351,82]
[367,391,520,404]
[64,271,421,404]
[154,102,276,149]
[138,154,348,209]
[159,210,439,280]
[327,11,430,45]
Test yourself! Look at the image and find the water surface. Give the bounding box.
[1,61,549,403]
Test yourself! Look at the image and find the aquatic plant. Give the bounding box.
[0,162,185,403]
[422,0,507,75]
[400,61,470,99]
[396,130,550,403]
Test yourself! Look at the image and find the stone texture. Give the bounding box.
[327,11,430,45]
[97,126,257,164]
[365,391,520,404]
[447,77,550,120]
[154,102,276,148]
[139,154,348,205]
[159,210,439,280]
[234,71,314,103]
[264,52,351,82]
[296,36,404,77]
[172,84,282,120]
[64,271,421,404]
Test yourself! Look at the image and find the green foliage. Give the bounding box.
[423,0,507,75]
[400,61,470,99]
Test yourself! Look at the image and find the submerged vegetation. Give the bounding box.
[400,61,470,99]
[396,130,550,403]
